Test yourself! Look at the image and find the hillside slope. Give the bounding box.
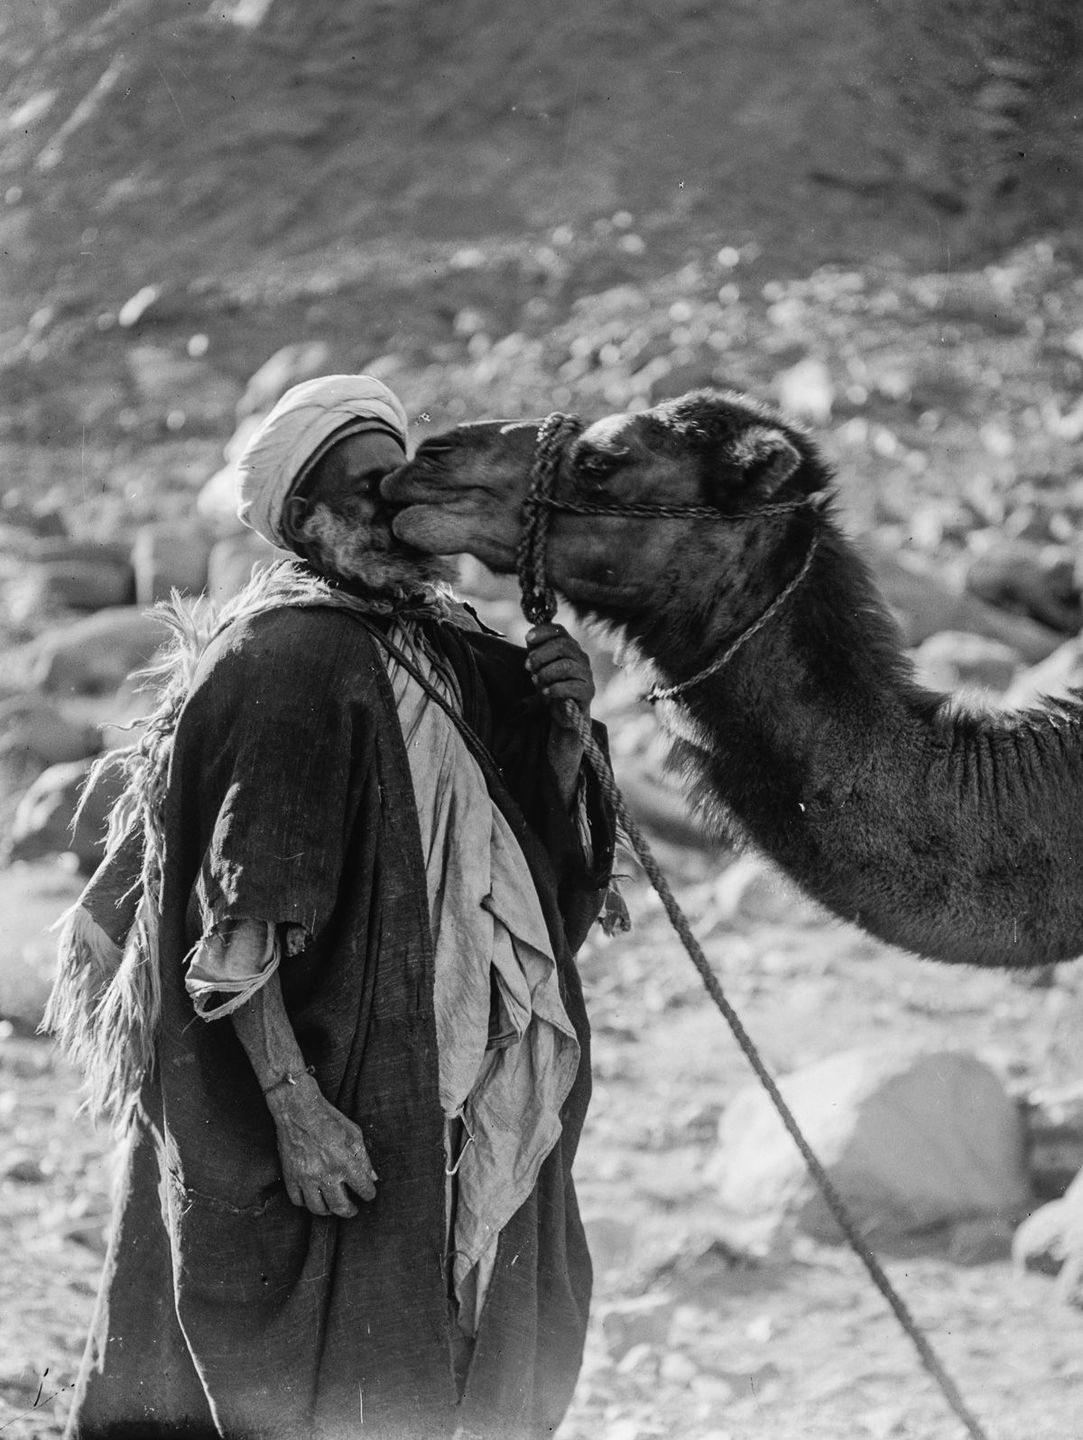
[3,0,1080,315]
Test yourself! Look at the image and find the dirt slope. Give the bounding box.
[3,0,1080,332]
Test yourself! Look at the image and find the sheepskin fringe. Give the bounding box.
[42,904,122,1075]
[45,561,455,1126]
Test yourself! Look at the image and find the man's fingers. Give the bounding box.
[301,1181,331,1217]
[531,656,586,684]
[539,680,588,705]
[526,639,587,671]
[320,1180,359,1219]
[345,1145,378,1202]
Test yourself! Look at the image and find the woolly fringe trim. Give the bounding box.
[42,903,122,1063]
[42,563,459,1126]
[43,893,161,1127]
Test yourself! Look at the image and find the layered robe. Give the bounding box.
[66,601,614,1440]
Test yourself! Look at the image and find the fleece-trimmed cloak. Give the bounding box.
[67,602,614,1440]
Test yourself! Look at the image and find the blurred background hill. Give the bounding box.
[2,0,1081,448]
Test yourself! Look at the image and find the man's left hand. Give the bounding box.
[525,624,596,727]
[526,624,595,808]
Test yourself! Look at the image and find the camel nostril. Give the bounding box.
[413,439,456,460]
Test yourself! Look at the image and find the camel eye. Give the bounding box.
[575,447,628,486]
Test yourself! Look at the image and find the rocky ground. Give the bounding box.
[2,852,1083,1439]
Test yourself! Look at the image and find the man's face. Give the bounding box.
[307,431,407,511]
[287,429,453,591]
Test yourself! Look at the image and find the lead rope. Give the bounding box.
[519,414,993,1440]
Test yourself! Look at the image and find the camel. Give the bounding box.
[382,388,1083,970]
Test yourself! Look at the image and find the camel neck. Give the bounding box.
[635,521,1083,969]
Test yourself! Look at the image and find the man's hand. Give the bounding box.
[266,1075,378,1218]
[525,623,596,808]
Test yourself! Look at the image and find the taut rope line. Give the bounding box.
[518,411,993,1440]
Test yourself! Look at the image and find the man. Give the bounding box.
[49,376,615,1439]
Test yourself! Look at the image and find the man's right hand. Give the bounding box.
[266,1075,378,1218]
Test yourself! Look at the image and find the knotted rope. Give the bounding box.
[517,412,993,1440]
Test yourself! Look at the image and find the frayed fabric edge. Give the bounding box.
[41,903,122,1067]
[42,884,163,1128]
[185,919,283,1021]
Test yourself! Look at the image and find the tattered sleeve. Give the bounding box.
[173,611,373,1018]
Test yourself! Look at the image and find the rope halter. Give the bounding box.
[516,410,823,698]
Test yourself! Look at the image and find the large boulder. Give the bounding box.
[709,1046,1032,1252]
[236,341,332,419]
[965,543,1081,634]
[7,755,126,874]
[30,608,167,696]
[0,695,101,767]
[196,458,247,536]
[1013,1166,1083,1307]
[911,630,1022,694]
[1001,635,1083,710]
[7,557,134,622]
[131,520,213,604]
[863,538,1064,663]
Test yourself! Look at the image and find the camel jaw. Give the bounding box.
[389,500,519,573]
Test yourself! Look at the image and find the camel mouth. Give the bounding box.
[390,504,519,570]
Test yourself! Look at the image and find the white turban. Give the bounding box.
[235,374,409,548]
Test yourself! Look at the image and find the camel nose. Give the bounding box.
[411,437,458,461]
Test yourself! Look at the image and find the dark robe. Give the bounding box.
[67,603,614,1440]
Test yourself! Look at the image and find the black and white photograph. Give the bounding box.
[1,3,1082,1437]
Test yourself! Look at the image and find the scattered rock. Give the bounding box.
[117,284,160,328]
[966,544,1081,633]
[0,535,130,568]
[865,538,1064,662]
[946,1214,1016,1265]
[30,607,167,696]
[7,557,134,621]
[126,344,240,429]
[7,754,126,873]
[911,630,1021,693]
[711,852,812,926]
[617,769,719,852]
[775,356,835,425]
[1013,1165,1083,1306]
[599,1294,676,1360]
[3,1156,46,1184]
[131,520,213,604]
[0,495,68,538]
[196,458,247,535]
[1020,1081,1083,1201]
[0,696,100,767]
[657,1348,698,1384]
[583,1214,639,1277]
[709,1046,1032,1251]
[1001,635,1083,709]
[236,341,333,419]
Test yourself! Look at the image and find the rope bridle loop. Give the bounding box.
[517,411,583,628]
[514,411,993,1440]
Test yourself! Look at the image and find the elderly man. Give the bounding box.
[50,376,615,1440]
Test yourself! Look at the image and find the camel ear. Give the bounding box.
[731,425,801,497]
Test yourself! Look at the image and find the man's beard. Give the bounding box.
[296,494,456,598]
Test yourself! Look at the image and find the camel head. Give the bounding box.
[384,389,830,644]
